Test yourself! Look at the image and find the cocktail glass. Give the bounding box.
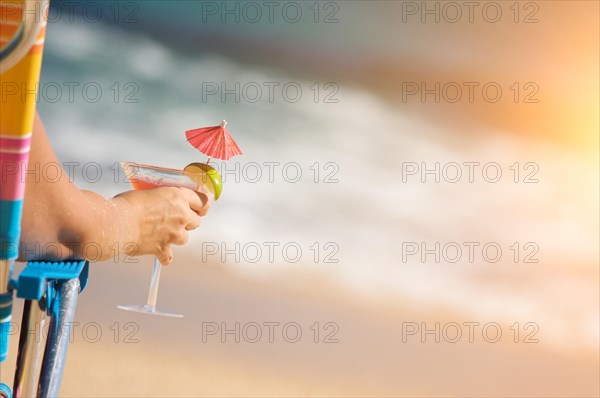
[117,162,211,318]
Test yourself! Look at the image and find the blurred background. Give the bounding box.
[3,0,599,396]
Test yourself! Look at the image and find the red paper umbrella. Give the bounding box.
[185,120,243,161]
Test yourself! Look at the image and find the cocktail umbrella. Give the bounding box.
[185,120,242,162]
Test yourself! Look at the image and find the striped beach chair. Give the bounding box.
[1,2,88,397]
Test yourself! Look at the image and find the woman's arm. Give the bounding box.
[19,113,209,265]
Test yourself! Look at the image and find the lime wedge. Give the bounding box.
[184,162,223,200]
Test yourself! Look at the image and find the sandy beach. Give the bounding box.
[3,254,598,397]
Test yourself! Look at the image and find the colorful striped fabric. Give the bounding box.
[0,0,47,259]
[1,0,48,365]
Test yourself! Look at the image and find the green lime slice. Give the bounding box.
[184,162,223,200]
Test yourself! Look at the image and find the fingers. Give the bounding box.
[185,209,201,230]
[139,187,209,266]
[180,188,210,216]
[172,230,189,245]
[157,245,173,266]
[197,191,210,210]
[157,229,188,265]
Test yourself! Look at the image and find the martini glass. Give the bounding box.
[117,162,211,317]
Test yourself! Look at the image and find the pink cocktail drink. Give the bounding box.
[122,162,207,193]
[118,162,209,318]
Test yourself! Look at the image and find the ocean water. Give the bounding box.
[36,20,598,352]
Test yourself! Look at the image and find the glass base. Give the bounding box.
[117,304,183,318]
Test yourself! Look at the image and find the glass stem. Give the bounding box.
[147,257,161,308]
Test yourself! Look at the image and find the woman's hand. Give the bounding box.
[113,187,210,265]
